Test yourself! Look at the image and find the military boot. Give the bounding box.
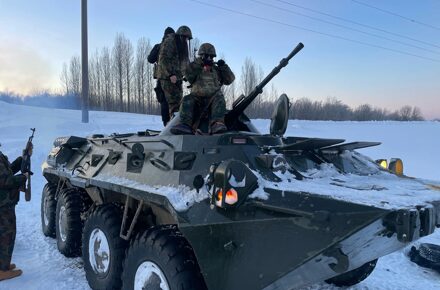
[0,269,22,281]
[171,123,193,135]
[210,121,227,134]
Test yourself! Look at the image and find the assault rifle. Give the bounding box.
[21,128,35,201]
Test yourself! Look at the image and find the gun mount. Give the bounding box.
[225,42,304,130]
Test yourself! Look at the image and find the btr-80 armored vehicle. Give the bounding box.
[41,43,440,290]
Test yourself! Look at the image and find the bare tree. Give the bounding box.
[240,57,258,117]
[291,97,316,120]
[411,106,423,121]
[123,38,134,111]
[223,80,236,109]
[60,63,70,95]
[217,53,236,109]
[135,38,151,113]
[89,50,103,109]
[144,49,155,114]
[113,33,125,111]
[399,105,413,121]
[189,37,201,62]
[321,97,351,121]
[240,57,257,96]
[101,47,113,111]
[69,56,81,104]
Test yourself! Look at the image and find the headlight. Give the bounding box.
[389,158,404,175]
[210,160,258,209]
[215,188,238,207]
[376,159,388,169]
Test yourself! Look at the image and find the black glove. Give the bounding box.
[217,59,225,66]
[13,174,27,187]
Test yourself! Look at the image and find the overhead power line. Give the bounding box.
[185,0,440,63]
[251,0,440,55]
[275,0,440,49]
[351,0,440,31]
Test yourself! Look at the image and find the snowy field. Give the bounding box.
[0,101,439,290]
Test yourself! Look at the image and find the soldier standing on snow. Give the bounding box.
[171,43,235,135]
[156,25,192,119]
[148,26,175,126]
[0,146,31,281]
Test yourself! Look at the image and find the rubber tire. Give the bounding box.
[56,188,83,257]
[82,204,127,290]
[419,243,440,263]
[122,225,207,290]
[41,183,57,238]
[325,259,378,287]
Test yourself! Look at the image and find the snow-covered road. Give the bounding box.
[0,101,439,290]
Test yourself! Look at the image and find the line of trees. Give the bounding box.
[59,32,424,121]
[290,98,423,121]
[61,34,156,114]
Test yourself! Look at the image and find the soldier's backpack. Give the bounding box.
[148,43,161,64]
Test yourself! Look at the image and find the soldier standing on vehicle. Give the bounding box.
[171,43,235,135]
[156,25,192,119]
[148,27,175,126]
[0,146,31,281]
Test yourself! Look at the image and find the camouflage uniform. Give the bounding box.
[149,27,175,126]
[0,152,25,271]
[157,27,191,116]
[179,56,235,127]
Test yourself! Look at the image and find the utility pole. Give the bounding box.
[81,0,89,123]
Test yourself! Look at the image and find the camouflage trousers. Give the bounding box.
[0,206,16,271]
[154,81,170,126]
[179,91,226,126]
[159,79,183,116]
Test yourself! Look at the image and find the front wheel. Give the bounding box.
[122,225,207,290]
[325,259,378,287]
[56,188,83,257]
[82,204,127,290]
[41,183,57,238]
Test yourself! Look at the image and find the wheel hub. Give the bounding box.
[89,228,110,275]
[135,261,170,290]
[58,205,67,242]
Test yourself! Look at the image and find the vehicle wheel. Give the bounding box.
[56,188,83,257]
[82,203,127,290]
[41,182,57,238]
[325,259,378,287]
[122,225,207,290]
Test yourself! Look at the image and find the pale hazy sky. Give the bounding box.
[0,0,439,118]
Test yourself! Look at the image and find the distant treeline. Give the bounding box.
[1,32,425,121]
[0,90,424,122]
[0,91,79,109]
[250,97,424,121]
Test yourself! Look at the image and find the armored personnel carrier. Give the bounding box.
[41,43,440,290]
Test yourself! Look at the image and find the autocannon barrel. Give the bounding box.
[227,42,304,121]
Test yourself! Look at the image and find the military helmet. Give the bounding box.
[176,25,192,40]
[164,26,175,36]
[198,43,216,57]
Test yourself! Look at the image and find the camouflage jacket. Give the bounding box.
[186,58,235,97]
[0,152,23,207]
[157,34,188,80]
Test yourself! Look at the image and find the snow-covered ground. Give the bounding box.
[0,101,439,290]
